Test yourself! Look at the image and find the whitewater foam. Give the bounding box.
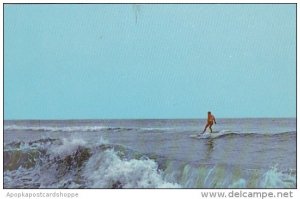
[83,149,180,188]
[259,166,296,188]
[50,138,87,156]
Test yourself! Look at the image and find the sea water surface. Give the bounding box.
[4,118,296,188]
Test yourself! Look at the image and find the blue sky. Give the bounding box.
[4,4,296,119]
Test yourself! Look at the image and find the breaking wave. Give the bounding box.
[4,137,296,188]
[191,130,296,139]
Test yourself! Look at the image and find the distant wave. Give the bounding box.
[4,125,134,132]
[4,125,176,133]
[219,130,296,138]
[4,137,296,188]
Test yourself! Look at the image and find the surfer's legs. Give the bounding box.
[209,124,213,133]
[203,122,214,133]
[208,122,213,133]
[202,124,209,133]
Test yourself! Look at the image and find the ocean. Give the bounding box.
[3,118,296,188]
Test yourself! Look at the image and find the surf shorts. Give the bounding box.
[207,121,214,125]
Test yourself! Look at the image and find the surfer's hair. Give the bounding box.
[208,111,211,114]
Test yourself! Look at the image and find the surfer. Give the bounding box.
[202,111,216,133]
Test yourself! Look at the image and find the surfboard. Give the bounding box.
[189,130,232,139]
[189,133,215,139]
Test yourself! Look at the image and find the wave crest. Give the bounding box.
[3,137,296,188]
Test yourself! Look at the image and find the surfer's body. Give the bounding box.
[202,112,216,133]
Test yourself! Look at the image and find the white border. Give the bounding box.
[1,1,298,199]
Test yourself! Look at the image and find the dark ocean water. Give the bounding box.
[4,118,296,188]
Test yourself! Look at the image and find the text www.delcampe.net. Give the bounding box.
[200,190,294,199]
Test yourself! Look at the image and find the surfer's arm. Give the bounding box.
[213,117,216,124]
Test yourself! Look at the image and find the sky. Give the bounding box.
[4,4,296,119]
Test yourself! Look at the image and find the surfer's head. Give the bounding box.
[208,111,211,115]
